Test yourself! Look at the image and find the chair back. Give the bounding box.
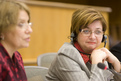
[37,53,57,68]
[24,66,48,81]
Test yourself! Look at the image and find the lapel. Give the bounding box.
[58,42,91,78]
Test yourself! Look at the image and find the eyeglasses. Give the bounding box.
[17,22,32,29]
[80,28,103,37]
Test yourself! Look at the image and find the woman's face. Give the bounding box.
[2,10,33,50]
[77,20,103,53]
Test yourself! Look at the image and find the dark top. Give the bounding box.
[0,43,27,81]
[110,42,121,62]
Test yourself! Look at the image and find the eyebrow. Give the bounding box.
[84,27,102,31]
[95,28,102,29]
[17,19,29,23]
[86,26,102,29]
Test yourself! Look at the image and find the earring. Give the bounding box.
[0,35,4,40]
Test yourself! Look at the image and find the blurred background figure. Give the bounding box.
[108,42,121,70]
[110,42,121,62]
[0,0,32,81]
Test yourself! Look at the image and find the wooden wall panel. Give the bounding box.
[97,12,109,49]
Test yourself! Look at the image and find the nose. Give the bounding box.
[26,26,33,33]
[89,32,96,39]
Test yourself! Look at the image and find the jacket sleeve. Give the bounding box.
[49,54,114,81]
[109,68,121,81]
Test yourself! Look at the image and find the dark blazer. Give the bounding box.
[46,42,115,81]
[110,42,121,62]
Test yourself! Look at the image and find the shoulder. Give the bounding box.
[110,42,121,53]
[58,42,79,56]
[57,42,84,63]
[110,42,121,51]
[110,42,121,61]
[58,42,78,54]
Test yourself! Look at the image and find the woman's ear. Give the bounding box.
[0,33,4,40]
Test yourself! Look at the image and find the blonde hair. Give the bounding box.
[71,7,107,42]
[0,0,30,34]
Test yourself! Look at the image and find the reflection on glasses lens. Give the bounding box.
[18,22,32,28]
[81,29,103,36]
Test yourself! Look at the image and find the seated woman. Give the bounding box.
[46,7,121,81]
[0,0,32,81]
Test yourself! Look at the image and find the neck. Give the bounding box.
[73,42,91,55]
[1,41,16,58]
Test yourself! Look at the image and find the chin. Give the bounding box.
[88,45,96,48]
[23,44,30,48]
[88,47,96,51]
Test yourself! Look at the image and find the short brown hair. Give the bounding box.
[70,7,107,42]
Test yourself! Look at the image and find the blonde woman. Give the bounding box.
[0,0,32,81]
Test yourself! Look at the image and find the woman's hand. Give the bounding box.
[91,49,108,64]
[101,48,121,72]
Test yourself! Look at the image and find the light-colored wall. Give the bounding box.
[19,1,111,65]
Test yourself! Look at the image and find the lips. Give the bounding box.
[88,42,96,44]
[25,37,30,42]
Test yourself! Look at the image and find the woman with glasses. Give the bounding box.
[0,0,32,81]
[46,7,121,81]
